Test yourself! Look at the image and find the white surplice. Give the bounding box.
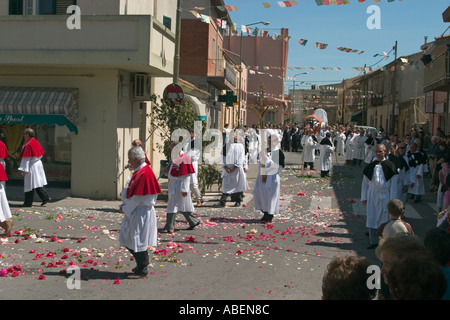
[222,142,248,194]
[167,157,194,214]
[120,167,158,252]
[361,162,398,229]
[253,150,283,216]
[301,135,316,163]
[18,156,47,192]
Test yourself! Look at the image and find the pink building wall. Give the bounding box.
[224,28,289,126]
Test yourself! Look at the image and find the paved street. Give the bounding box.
[0,150,439,303]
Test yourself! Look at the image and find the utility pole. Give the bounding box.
[363,64,367,125]
[391,41,398,134]
[173,0,181,84]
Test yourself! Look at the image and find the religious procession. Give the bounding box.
[0,110,449,302]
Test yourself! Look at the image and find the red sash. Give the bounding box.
[0,162,7,181]
[170,153,195,177]
[126,165,161,198]
[0,141,9,159]
[20,138,45,158]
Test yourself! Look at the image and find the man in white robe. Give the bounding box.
[18,128,50,207]
[301,128,316,171]
[361,144,398,249]
[336,130,346,156]
[364,131,380,164]
[184,129,203,207]
[120,146,161,279]
[217,135,248,207]
[162,141,201,233]
[344,130,355,165]
[407,142,426,203]
[395,142,411,206]
[253,134,285,223]
[247,125,260,164]
[352,129,367,166]
[319,132,335,177]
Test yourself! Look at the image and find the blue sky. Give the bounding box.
[222,0,450,90]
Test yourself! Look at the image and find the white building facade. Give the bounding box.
[0,0,177,199]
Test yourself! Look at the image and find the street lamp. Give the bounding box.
[238,21,270,127]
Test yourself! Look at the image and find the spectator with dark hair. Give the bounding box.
[375,234,430,300]
[385,255,447,300]
[424,227,450,300]
[322,256,377,300]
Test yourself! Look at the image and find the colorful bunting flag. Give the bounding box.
[224,5,237,12]
[262,2,271,8]
[299,39,308,46]
[315,42,328,50]
[278,1,298,7]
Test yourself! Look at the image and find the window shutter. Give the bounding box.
[9,0,23,15]
[55,0,76,14]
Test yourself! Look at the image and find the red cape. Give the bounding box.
[170,153,195,177]
[0,163,7,182]
[0,141,9,159]
[126,164,161,198]
[20,138,45,158]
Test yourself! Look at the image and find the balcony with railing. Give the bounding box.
[207,60,237,91]
[424,49,450,92]
[0,15,175,75]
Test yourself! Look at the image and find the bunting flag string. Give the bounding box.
[337,47,365,54]
[189,0,407,13]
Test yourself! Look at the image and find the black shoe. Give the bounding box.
[234,202,241,207]
[214,203,225,208]
[21,203,32,207]
[367,244,378,249]
[260,212,269,222]
[187,221,201,230]
[41,198,51,206]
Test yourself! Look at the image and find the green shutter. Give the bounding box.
[9,0,23,15]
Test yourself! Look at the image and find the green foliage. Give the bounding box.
[198,163,222,196]
[148,94,223,193]
[148,94,198,160]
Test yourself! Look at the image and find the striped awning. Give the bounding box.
[0,87,79,134]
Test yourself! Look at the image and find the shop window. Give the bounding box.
[1,124,71,185]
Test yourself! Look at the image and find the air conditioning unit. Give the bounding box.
[133,74,152,100]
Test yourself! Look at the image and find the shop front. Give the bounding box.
[0,86,78,186]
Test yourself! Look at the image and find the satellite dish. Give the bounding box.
[272,33,279,40]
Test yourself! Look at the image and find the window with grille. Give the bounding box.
[9,0,77,15]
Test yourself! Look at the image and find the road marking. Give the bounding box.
[351,198,422,219]
[309,195,332,212]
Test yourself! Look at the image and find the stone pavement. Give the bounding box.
[0,150,440,304]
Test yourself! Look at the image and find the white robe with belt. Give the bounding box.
[336,133,346,155]
[184,141,201,185]
[408,159,425,196]
[301,135,316,163]
[18,156,47,192]
[253,151,283,215]
[353,135,367,160]
[319,144,334,171]
[344,135,354,161]
[361,162,398,229]
[120,170,158,252]
[222,143,248,194]
[167,163,194,213]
